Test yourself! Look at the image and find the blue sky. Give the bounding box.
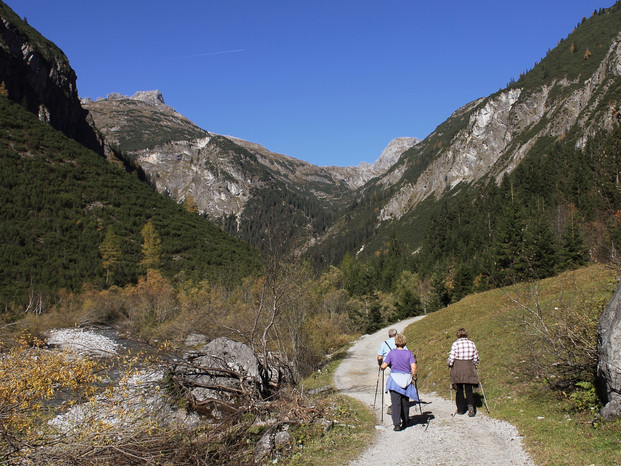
[6,0,617,166]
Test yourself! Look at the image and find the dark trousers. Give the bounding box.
[455,383,475,413]
[389,390,409,427]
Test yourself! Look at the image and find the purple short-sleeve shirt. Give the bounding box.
[384,349,416,373]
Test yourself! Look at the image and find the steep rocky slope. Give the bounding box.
[378,45,621,223]
[81,91,208,153]
[0,2,102,154]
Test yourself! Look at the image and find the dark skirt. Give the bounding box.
[450,359,479,387]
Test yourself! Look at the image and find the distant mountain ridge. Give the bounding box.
[3,0,621,278]
[82,91,419,252]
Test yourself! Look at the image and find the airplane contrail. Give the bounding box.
[172,49,245,60]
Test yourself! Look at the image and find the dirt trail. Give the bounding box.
[333,316,534,465]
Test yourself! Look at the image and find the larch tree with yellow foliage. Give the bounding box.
[140,220,162,274]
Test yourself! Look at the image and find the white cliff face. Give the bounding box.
[379,33,621,222]
[379,89,524,221]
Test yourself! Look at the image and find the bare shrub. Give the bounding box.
[507,275,612,388]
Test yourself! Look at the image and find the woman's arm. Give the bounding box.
[448,342,456,367]
[410,362,418,380]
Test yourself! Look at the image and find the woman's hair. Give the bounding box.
[395,333,407,347]
[456,328,468,339]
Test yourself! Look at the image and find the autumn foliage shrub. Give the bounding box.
[0,335,101,458]
[19,259,361,383]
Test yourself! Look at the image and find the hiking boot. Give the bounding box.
[393,425,404,431]
[468,405,475,417]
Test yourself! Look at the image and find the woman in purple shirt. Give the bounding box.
[380,333,418,431]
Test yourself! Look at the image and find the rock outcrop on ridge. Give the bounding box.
[0,2,103,155]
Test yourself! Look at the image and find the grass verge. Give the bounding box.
[291,348,376,465]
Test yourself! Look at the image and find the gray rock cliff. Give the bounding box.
[0,2,103,155]
[378,33,621,223]
[598,280,621,420]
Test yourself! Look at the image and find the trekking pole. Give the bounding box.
[373,366,381,409]
[413,354,422,415]
[414,377,422,414]
[381,369,385,423]
[475,366,490,413]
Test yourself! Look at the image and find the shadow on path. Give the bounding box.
[406,411,435,428]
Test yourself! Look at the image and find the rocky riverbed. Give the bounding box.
[44,328,201,434]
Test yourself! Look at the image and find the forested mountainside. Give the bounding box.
[0,95,261,310]
[306,4,621,302]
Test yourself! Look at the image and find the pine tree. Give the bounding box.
[427,269,452,312]
[490,202,525,285]
[452,264,474,301]
[522,212,557,279]
[365,293,384,334]
[559,218,589,269]
[394,287,423,319]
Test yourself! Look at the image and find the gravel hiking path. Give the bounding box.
[333,316,534,465]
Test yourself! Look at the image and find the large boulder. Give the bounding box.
[171,337,292,418]
[597,280,621,420]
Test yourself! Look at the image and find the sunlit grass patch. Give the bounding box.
[294,345,375,465]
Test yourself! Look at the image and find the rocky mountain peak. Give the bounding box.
[82,90,169,110]
[323,137,420,189]
[131,90,166,107]
[360,137,420,172]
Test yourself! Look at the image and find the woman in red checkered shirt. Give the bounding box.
[448,328,479,417]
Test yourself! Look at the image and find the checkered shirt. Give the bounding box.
[448,338,479,366]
